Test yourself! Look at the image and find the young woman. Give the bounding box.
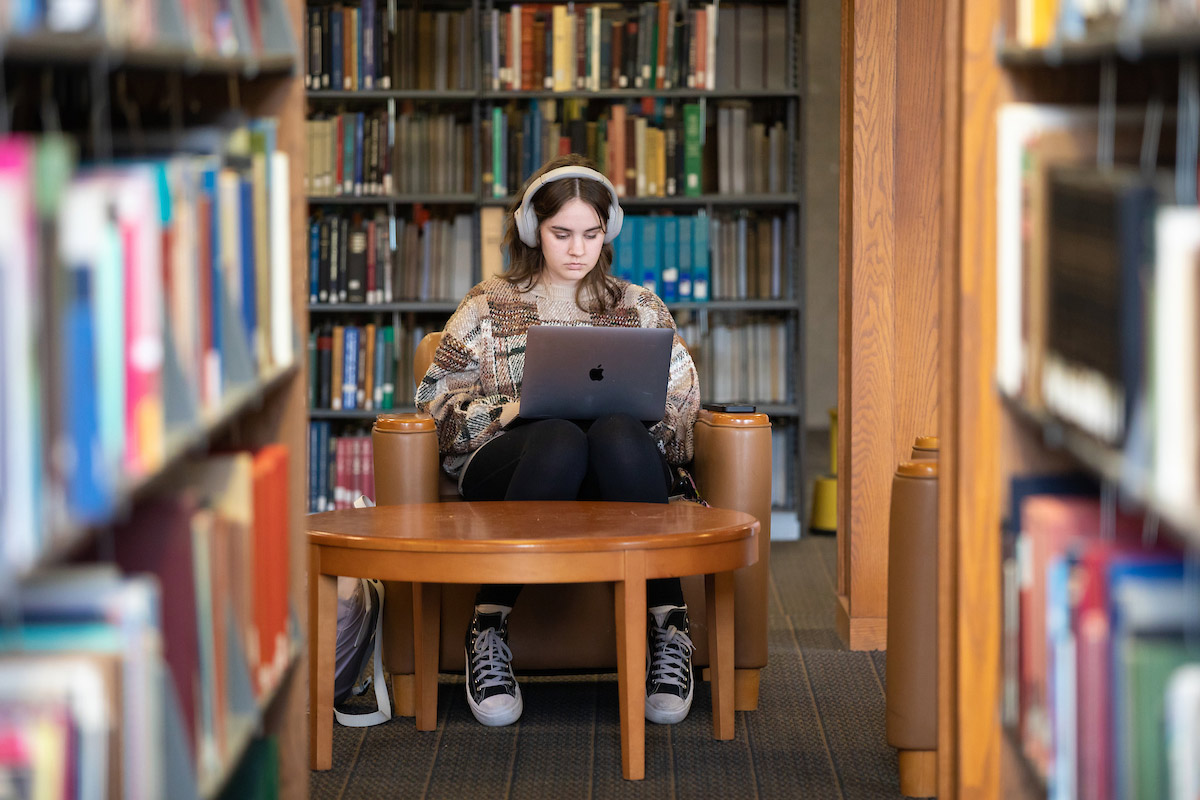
[416,154,701,728]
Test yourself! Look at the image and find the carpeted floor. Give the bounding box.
[310,534,904,799]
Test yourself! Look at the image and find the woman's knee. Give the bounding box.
[586,414,666,485]
[521,419,588,471]
[587,413,648,446]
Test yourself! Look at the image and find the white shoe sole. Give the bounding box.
[645,688,693,724]
[466,676,523,726]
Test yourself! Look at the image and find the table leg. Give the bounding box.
[616,552,647,780]
[706,571,736,740]
[413,582,441,731]
[309,545,337,769]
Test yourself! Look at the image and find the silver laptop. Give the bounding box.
[519,326,674,422]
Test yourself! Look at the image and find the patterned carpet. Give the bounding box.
[310,535,905,799]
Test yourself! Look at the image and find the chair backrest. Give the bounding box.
[413,332,443,390]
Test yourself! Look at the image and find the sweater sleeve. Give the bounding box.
[636,289,700,464]
[414,295,514,458]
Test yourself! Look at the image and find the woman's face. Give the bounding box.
[537,197,604,290]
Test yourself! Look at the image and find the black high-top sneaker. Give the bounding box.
[464,604,522,726]
[645,604,695,724]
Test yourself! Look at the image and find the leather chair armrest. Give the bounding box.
[690,409,773,669]
[372,413,442,505]
[373,413,442,677]
[692,409,773,539]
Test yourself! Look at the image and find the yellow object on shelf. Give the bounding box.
[807,407,838,533]
[809,475,838,533]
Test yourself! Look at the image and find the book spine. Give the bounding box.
[660,216,679,302]
[362,0,376,89]
[342,325,359,410]
[381,326,395,408]
[330,8,343,91]
[692,213,710,301]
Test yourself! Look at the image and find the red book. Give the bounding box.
[350,432,363,504]
[1073,539,1174,800]
[117,170,164,475]
[336,436,350,509]
[113,497,202,766]
[252,445,291,695]
[195,191,215,407]
[611,20,624,89]
[364,435,375,503]
[520,6,537,91]
[609,105,627,197]
[1018,495,1142,776]
[694,8,708,89]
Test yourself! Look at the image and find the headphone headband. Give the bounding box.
[515,165,624,247]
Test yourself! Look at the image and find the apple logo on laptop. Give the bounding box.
[589,364,604,381]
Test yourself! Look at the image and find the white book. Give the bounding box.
[1152,205,1200,512]
[0,141,38,572]
[269,151,295,368]
[511,3,522,91]
[1167,664,1200,800]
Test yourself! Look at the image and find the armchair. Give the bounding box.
[372,332,773,714]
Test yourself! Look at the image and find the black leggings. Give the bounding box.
[461,413,684,609]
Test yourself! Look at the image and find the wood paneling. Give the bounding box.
[837,0,854,602]
[839,0,943,651]
[938,0,963,793]
[238,2,310,790]
[941,0,1009,795]
[895,0,942,452]
[844,0,897,633]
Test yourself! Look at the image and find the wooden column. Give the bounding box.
[837,0,943,652]
[939,0,1008,795]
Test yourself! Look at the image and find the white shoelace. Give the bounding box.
[649,624,695,688]
[471,628,516,691]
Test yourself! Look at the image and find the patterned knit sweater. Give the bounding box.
[415,276,701,477]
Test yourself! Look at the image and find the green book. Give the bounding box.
[381,327,395,409]
[1123,636,1200,800]
[492,106,506,197]
[682,103,702,198]
[341,112,355,195]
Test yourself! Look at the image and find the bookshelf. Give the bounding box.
[941,1,1200,797]
[303,0,807,517]
[0,0,310,795]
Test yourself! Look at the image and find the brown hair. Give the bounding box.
[501,153,624,312]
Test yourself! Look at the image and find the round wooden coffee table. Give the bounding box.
[307,501,759,780]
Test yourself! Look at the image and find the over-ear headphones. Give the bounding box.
[514,165,624,247]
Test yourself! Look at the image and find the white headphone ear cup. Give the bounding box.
[516,203,538,247]
[604,203,623,243]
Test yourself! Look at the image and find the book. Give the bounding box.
[1167,665,1200,800]
[1108,560,1200,799]
[1151,206,1200,512]
[251,444,291,696]
[1043,166,1163,446]
[113,497,203,772]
